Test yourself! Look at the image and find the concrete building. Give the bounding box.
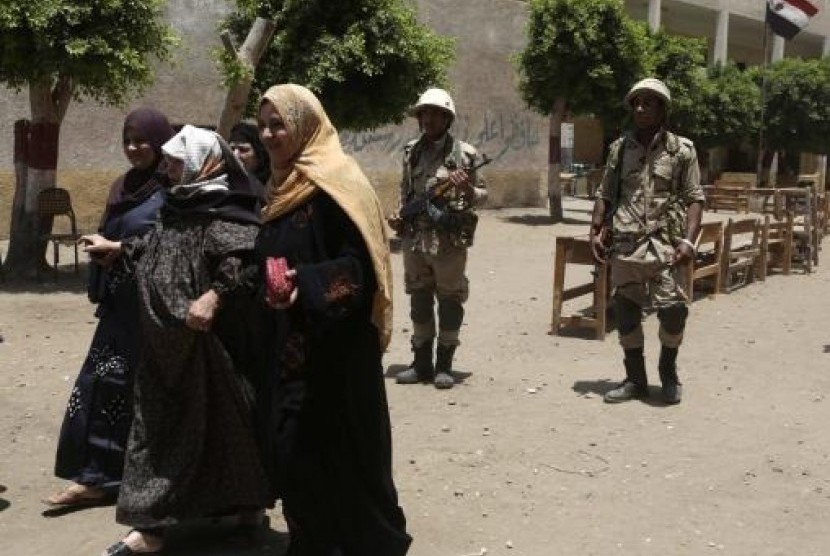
[625,0,829,64]
[0,0,827,236]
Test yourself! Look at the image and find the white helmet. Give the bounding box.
[412,88,456,119]
[625,78,671,107]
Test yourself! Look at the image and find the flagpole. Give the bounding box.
[756,19,771,187]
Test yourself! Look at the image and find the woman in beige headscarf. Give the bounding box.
[254,84,410,556]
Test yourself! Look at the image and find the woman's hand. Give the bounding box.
[78,234,122,268]
[266,269,298,310]
[186,290,220,332]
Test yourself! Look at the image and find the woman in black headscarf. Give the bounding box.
[229,121,271,202]
[46,108,174,510]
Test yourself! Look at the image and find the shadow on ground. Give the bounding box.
[500,213,590,227]
[165,522,290,556]
[572,379,678,408]
[80,519,290,556]
[0,262,90,294]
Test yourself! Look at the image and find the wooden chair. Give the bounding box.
[551,235,609,340]
[720,216,762,292]
[778,188,817,272]
[684,221,723,298]
[36,187,81,281]
[759,212,794,278]
[745,187,780,215]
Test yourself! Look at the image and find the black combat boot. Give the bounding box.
[433,344,456,389]
[658,346,682,404]
[397,340,434,384]
[604,348,649,403]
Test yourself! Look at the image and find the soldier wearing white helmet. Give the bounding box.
[589,77,705,405]
[391,87,487,389]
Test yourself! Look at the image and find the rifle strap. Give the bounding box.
[605,135,626,227]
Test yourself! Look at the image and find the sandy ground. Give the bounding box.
[1,199,830,556]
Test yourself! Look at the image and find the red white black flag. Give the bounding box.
[766,0,822,39]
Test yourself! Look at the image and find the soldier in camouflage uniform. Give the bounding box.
[589,78,704,405]
[392,88,487,389]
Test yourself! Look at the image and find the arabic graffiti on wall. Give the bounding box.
[340,110,543,163]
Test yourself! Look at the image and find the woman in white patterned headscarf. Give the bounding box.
[81,125,267,556]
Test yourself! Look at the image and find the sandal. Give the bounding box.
[101,531,164,556]
[101,541,165,556]
[43,485,110,509]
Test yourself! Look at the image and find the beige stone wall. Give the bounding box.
[0,0,553,239]
[341,0,549,213]
[0,1,234,238]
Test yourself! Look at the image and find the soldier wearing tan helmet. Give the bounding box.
[392,88,487,389]
[589,78,705,404]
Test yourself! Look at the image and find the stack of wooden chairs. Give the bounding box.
[551,171,825,340]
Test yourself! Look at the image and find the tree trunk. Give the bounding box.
[547,98,567,222]
[216,17,277,139]
[4,75,73,279]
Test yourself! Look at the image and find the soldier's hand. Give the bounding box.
[589,232,607,265]
[448,169,473,196]
[672,242,694,266]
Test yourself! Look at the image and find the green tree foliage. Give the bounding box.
[221,0,454,130]
[0,1,177,105]
[642,31,707,139]
[516,0,647,128]
[0,1,176,277]
[695,63,762,151]
[644,34,761,151]
[763,57,830,155]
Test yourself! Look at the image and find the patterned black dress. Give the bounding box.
[255,191,411,556]
[54,190,165,489]
[115,211,269,529]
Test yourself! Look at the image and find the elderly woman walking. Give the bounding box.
[47,108,173,510]
[255,84,410,556]
[81,125,269,555]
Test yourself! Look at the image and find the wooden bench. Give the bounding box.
[705,180,750,213]
[550,236,609,340]
[684,221,723,298]
[720,216,763,292]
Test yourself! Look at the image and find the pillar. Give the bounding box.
[648,0,661,32]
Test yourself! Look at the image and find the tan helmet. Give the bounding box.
[412,88,456,119]
[625,78,671,107]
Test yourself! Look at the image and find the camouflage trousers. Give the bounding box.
[610,236,689,350]
[402,237,469,347]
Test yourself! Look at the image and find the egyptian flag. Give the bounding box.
[766,0,821,39]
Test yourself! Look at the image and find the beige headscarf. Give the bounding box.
[260,84,393,350]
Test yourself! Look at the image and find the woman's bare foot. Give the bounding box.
[44,483,107,507]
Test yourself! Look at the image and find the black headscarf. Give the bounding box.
[229,121,271,186]
[102,108,175,223]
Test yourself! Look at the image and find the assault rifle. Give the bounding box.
[399,153,492,221]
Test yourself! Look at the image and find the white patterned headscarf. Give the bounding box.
[162,125,231,197]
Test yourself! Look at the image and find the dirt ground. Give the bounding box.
[1,200,829,556]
